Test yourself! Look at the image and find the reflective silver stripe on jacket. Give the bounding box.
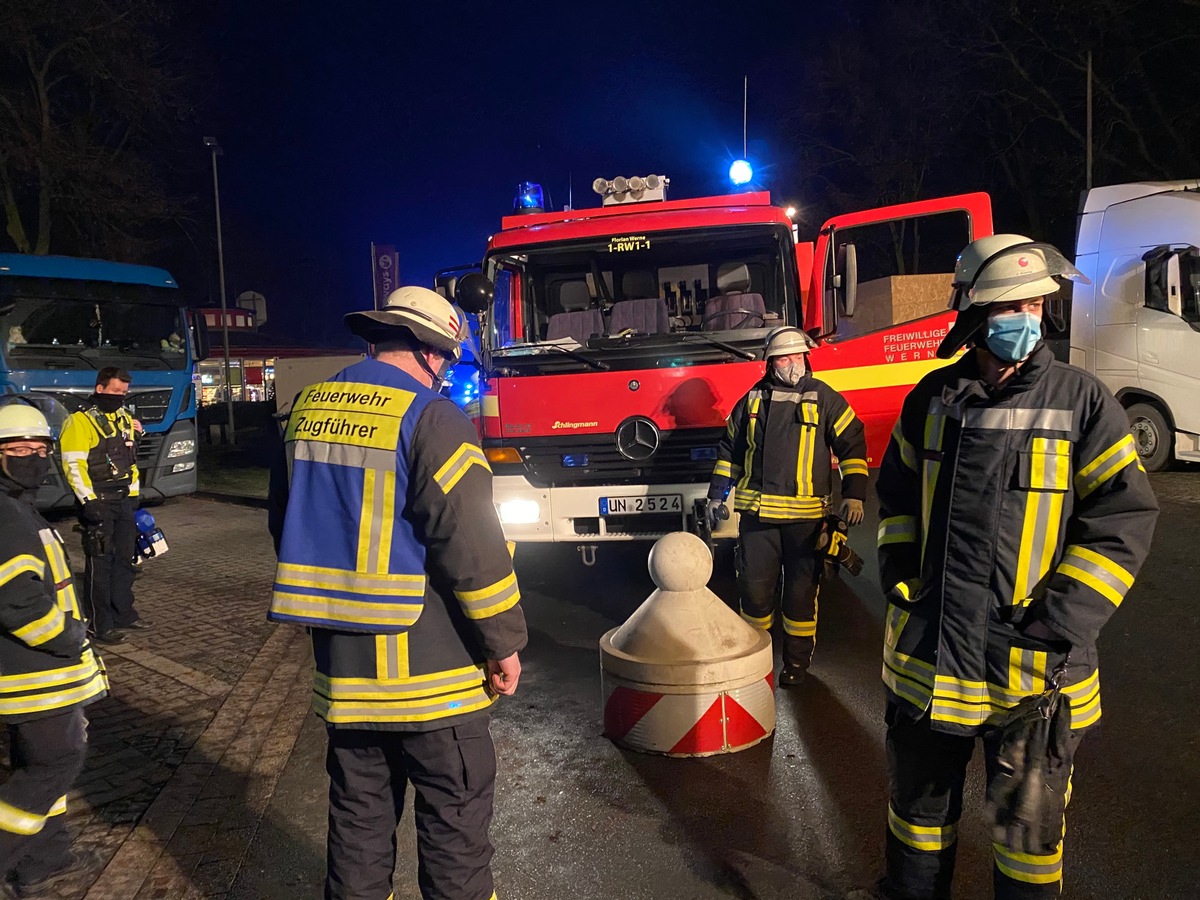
[961,407,1073,433]
[294,440,395,472]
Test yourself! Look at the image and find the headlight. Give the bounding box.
[498,499,540,525]
[167,439,196,458]
[172,461,195,473]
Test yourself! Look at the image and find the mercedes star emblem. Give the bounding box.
[615,416,660,462]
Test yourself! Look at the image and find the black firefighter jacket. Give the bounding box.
[710,372,868,520]
[876,344,1158,735]
[0,482,108,724]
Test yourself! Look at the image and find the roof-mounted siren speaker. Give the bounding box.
[593,174,670,206]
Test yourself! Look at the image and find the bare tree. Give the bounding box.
[0,0,195,258]
[784,0,968,273]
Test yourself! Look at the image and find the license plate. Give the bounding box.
[600,494,683,515]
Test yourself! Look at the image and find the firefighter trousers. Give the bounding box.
[324,716,498,900]
[881,704,1082,900]
[0,708,88,885]
[736,515,823,669]
[82,497,139,635]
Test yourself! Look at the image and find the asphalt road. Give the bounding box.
[235,472,1200,900]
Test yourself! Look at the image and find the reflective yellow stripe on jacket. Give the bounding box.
[273,563,425,629]
[454,572,520,620]
[1075,433,1139,498]
[0,554,44,587]
[434,443,490,494]
[39,530,80,618]
[313,664,494,725]
[0,650,108,718]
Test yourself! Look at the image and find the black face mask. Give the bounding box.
[2,455,51,491]
[93,393,125,414]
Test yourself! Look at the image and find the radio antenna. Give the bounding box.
[742,76,748,158]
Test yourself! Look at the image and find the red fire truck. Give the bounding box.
[452,177,992,555]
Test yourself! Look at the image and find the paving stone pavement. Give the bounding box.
[1,497,313,900]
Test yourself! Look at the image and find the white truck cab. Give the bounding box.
[1071,180,1200,470]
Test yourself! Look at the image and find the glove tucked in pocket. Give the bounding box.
[986,677,1073,854]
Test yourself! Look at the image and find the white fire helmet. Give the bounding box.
[345,286,470,361]
[948,234,1088,311]
[0,403,53,444]
[938,234,1090,359]
[763,327,816,360]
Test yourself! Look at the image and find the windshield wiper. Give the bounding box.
[499,344,610,371]
[538,344,610,371]
[680,333,757,360]
[13,346,99,369]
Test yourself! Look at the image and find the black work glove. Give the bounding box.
[47,617,87,659]
[80,501,105,526]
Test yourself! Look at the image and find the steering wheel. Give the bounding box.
[700,308,766,329]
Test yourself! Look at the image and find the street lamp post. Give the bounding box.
[203,136,237,445]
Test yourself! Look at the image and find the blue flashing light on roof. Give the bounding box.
[443,365,480,411]
[514,182,545,214]
[729,159,754,187]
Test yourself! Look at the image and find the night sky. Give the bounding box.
[200,0,818,345]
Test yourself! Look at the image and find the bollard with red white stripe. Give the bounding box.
[599,532,775,757]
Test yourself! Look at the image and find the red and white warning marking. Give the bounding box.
[603,671,776,756]
[598,532,777,758]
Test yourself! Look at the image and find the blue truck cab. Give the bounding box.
[0,254,206,509]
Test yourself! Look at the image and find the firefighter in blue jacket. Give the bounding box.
[0,402,108,896]
[707,327,869,685]
[268,286,527,900]
[859,236,1159,900]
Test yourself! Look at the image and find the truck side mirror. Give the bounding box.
[835,243,858,317]
[434,275,458,301]
[189,310,210,361]
[1166,254,1184,318]
[456,273,494,314]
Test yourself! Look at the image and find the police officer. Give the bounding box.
[0,402,107,896]
[862,236,1159,899]
[707,327,869,685]
[268,286,527,900]
[59,366,146,645]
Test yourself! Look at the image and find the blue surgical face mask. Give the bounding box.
[985,310,1042,363]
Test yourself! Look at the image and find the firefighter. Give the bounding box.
[861,235,1159,899]
[707,326,868,685]
[59,366,147,645]
[0,402,108,896]
[267,286,527,900]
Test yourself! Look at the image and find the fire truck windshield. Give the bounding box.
[485,224,796,372]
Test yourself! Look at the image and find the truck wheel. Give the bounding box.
[1126,403,1172,472]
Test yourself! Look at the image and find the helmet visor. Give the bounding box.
[948,242,1090,311]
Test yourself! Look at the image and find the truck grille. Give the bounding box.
[125,389,173,424]
[35,387,173,425]
[137,433,164,467]
[500,427,724,488]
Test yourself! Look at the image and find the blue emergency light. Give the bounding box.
[561,454,589,468]
[729,159,753,186]
[514,182,544,213]
[690,447,719,462]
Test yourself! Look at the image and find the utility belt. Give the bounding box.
[93,486,130,502]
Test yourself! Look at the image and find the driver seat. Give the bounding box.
[704,262,766,330]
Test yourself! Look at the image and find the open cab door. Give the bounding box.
[804,193,994,464]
